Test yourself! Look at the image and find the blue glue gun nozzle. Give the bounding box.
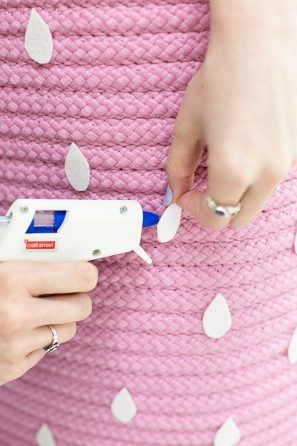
[142,211,160,228]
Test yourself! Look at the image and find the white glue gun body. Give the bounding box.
[0,199,159,264]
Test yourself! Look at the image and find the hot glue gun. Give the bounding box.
[0,199,160,265]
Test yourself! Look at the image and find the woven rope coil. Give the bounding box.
[1,1,297,446]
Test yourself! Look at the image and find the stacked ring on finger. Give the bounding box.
[43,325,59,353]
[206,194,242,218]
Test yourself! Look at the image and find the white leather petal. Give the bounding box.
[214,417,241,446]
[288,326,297,364]
[25,9,53,64]
[111,387,137,423]
[64,142,91,192]
[36,424,56,446]
[157,203,182,243]
[203,293,232,339]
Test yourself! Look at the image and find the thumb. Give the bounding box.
[165,72,205,203]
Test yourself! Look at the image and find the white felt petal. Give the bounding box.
[36,424,56,446]
[25,9,53,65]
[64,142,90,192]
[111,387,137,423]
[157,203,182,243]
[288,326,297,364]
[214,417,241,446]
[203,293,232,339]
[133,245,153,265]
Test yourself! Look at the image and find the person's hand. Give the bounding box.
[166,0,297,230]
[0,261,98,385]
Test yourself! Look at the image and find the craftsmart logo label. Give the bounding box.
[24,239,56,250]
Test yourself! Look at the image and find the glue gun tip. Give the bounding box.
[142,211,160,228]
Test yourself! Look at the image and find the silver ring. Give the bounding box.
[207,195,242,218]
[43,325,59,353]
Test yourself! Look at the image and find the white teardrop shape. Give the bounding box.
[133,245,153,265]
[64,142,90,192]
[111,387,137,423]
[214,417,241,446]
[203,293,232,339]
[157,203,182,243]
[288,326,297,364]
[36,423,56,446]
[25,9,53,65]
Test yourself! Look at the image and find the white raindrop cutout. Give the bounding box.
[25,9,53,65]
[64,142,91,192]
[214,417,241,446]
[157,203,182,243]
[288,326,297,364]
[203,293,232,339]
[36,423,56,446]
[111,387,137,423]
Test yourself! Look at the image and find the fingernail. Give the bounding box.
[274,183,281,193]
[164,185,173,207]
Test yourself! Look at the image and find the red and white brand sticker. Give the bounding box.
[24,239,56,250]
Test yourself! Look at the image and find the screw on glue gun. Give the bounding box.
[0,199,160,265]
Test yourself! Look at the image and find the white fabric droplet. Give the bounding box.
[133,245,153,264]
[111,387,137,423]
[36,423,56,446]
[64,142,91,192]
[203,293,232,339]
[214,417,241,446]
[288,326,297,364]
[157,203,182,243]
[25,9,53,65]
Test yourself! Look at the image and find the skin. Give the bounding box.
[0,261,98,385]
[166,0,297,230]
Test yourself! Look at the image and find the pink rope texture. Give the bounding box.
[1,1,297,445]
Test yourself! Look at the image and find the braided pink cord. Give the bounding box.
[1,2,297,446]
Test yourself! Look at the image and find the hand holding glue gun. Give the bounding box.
[0,198,160,386]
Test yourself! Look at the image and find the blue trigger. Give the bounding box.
[142,211,160,228]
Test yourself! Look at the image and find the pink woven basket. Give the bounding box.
[1,1,297,445]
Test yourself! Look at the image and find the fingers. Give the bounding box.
[24,324,78,373]
[22,323,77,354]
[177,155,250,230]
[166,139,204,203]
[25,349,47,371]
[177,190,227,231]
[1,261,99,296]
[178,149,292,230]
[230,163,291,228]
[30,293,92,327]
[166,72,205,202]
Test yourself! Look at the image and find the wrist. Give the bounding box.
[209,0,292,38]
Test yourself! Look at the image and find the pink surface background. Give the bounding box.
[1,1,297,445]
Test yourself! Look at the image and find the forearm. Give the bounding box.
[209,0,296,37]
